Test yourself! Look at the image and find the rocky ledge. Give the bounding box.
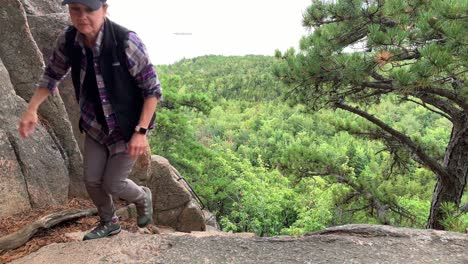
[11,224,468,264]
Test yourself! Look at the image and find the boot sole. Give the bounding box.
[83,226,121,241]
[109,226,122,236]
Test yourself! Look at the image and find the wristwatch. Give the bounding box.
[135,125,148,135]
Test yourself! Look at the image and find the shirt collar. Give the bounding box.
[74,22,105,54]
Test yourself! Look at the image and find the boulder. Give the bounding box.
[0,129,31,217]
[177,200,206,232]
[149,156,193,210]
[0,56,69,213]
[203,210,220,230]
[26,13,85,154]
[129,155,207,232]
[26,13,70,58]
[155,207,184,227]
[0,0,85,198]
[19,0,65,15]
[128,146,152,185]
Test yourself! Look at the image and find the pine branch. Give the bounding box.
[420,86,468,111]
[333,24,368,46]
[351,90,391,100]
[311,18,345,27]
[335,102,449,179]
[343,205,371,214]
[356,81,461,119]
[370,70,392,82]
[433,70,468,84]
[388,203,417,223]
[459,204,468,213]
[341,192,360,204]
[362,81,394,90]
[301,168,416,225]
[414,92,462,119]
[443,15,468,20]
[402,97,452,121]
[333,173,393,225]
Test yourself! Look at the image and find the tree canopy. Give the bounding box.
[150,53,466,235]
[274,0,467,229]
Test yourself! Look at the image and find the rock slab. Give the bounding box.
[11,225,468,264]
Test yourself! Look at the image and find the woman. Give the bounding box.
[19,0,162,240]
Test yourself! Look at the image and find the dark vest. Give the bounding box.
[83,47,108,132]
[65,18,155,142]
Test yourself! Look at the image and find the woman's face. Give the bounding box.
[68,3,108,39]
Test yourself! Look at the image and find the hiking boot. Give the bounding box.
[83,219,121,241]
[136,186,153,228]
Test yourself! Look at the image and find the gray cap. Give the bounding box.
[62,0,106,11]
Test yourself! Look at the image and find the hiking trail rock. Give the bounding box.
[11,224,468,264]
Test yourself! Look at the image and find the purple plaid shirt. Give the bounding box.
[38,23,162,155]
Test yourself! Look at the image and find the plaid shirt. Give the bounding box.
[38,23,162,155]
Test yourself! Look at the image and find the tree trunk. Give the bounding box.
[428,114,468,229]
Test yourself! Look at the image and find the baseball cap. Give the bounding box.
[62,0,107,11]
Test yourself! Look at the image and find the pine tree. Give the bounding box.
[275,0,467,229]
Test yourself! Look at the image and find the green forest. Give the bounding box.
[150,0,467,236]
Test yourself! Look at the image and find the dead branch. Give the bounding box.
[0,205,134,252]
[0,208,97,252]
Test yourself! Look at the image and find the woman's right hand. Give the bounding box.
[19,110,38,138]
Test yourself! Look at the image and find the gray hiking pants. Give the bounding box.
[83,135,145,222]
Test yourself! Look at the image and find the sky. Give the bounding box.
[107,0,312,65]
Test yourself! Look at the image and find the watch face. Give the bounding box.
[136,126,148,134]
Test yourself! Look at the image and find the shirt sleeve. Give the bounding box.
[125,32,162,100]
[37,31,71,95]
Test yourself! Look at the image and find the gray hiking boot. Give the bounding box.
[136,186,153,228]
[83,219,121,241]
